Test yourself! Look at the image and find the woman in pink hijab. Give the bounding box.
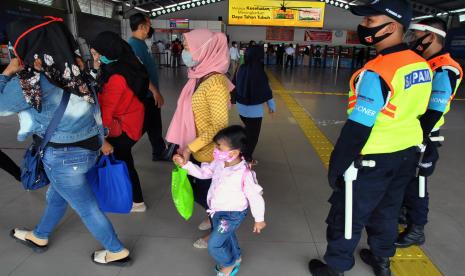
[166,29,234,249]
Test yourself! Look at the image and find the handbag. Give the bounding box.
[171,165,194,220]
[87,154,133,213]
[21,91,70,190]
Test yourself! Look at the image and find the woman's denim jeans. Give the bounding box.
[33,146,124,253]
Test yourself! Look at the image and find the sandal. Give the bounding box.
[91,249,131,266]
[214,261,241,276]
[215,265,227,276]
[198,219,212,231]
[10,228,48,253]
[193,238,208,249]
[231,259,242,276]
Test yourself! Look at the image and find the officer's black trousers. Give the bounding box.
[403,176,429,226]
[324,147,418,272]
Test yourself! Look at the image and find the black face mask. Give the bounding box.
[357,23,393,46]
[409,34,432,55]
[147,27,154,39]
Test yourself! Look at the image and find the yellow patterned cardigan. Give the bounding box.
[188,74,230,163]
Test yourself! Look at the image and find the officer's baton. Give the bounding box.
[418,136,443,198]
[430,136,444,142]
[344,160,376,240]
[417,144,427,198]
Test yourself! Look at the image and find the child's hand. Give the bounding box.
[173,154,186,166]
[253,221,266,234]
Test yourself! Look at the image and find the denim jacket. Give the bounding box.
[0,74,103,144]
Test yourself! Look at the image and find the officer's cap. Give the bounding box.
[350,0,413,29]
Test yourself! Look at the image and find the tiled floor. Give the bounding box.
[0,65,463,276]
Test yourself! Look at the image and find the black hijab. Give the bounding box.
[91,31,149,102]
[236,45,273,105]
[7,16,93,111]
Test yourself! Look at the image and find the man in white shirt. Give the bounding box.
[156,40,166,66]
[285,44,295,69]
[157,40,165,52]
[229,41,241,77]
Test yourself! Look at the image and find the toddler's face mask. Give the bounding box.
[213,148,238,163]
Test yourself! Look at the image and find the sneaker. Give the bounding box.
[193,238,208,249]
[198,219,212,231]
[131,202,147,213]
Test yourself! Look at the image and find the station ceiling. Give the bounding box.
[130,0,465,17]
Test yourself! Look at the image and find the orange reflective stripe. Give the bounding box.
[348,102,356,109]
[381,109,395,118]
[428,53,464,79]
[387,103,397,111]
[348,95,357,102]
[349,68,364,94]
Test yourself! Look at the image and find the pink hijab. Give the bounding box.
[166,29,234,150]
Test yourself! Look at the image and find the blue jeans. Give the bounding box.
[34,146,124,253]
[208,210,247,267]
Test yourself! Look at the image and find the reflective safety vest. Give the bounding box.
[348,50,433,155]
[428,53,464,130]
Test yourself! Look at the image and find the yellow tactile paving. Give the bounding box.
[275,89,465,101]
[266,70,444,276]
[274,90,347,96]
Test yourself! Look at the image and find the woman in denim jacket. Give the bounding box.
[1,17,130,266]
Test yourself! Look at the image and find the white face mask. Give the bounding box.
[181,50,198,68]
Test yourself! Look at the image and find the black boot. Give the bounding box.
[395,224,425,248]
[308,259,344,276]
[359,249,391,276]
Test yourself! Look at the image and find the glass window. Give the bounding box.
[78,0,113,18]
[77,0,91,13]
[24,0,53,6]
[91,0,105,17]
[104,1,114,18]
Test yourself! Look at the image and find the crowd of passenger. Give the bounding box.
[0,12,273,276]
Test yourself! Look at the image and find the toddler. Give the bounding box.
[174,125,266,276]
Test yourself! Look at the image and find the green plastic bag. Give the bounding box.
[171,165,194,220]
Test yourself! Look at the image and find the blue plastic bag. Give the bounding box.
[87,155,133,213]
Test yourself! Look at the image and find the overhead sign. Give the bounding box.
[266,27,294,41]
[346,30,360,44]
[169,18,189,29]
[229,0,325,28]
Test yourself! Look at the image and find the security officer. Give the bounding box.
[396,18,463,248]
[309,1,433,276]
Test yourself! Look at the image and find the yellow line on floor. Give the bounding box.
[275,90,347,96]
[267,73,333,169]
[276,89,465,101]
[266,70,443,276]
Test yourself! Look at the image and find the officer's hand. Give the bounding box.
[328,174,344,192]
[419,138,439,177]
